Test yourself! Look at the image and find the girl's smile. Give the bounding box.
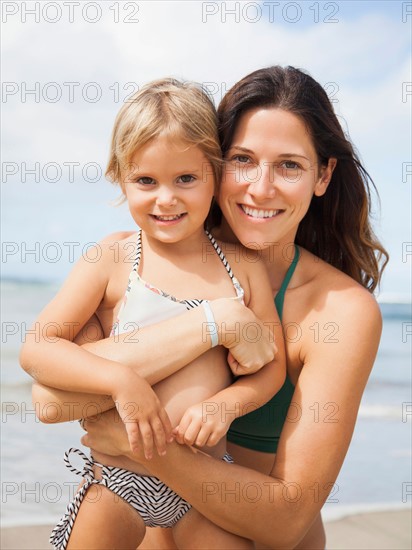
[124,135,215,246]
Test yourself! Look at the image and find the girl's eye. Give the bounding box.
[136,176,156,186]
[177,174,195,184]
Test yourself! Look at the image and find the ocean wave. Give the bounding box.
[378,303,411,321]
[1,276,59,287]
[358,404,402,419]
[377,293,411,305]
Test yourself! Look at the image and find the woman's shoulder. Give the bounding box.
[285,248,382,376]
[296,247,381,324]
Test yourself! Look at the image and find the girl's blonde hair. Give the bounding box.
[106,78,222,195]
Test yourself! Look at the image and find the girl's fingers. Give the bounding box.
[228,355,241,374]
[125,422,141,454]
[136,421,154,459]
[194,425,211,448]
[174,414,191,444]
[182,421,201,446]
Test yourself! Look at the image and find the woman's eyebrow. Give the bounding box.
[277,153,310,161]
[229,145,254,153]
[230,147,310,162]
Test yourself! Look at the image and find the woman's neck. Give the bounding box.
[217,219,297,293]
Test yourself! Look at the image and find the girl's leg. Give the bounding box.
[172,508,253,550]
[67,483,146,550]
[293,513,326,550]
[138,527,177,549]
[255,513,326,550]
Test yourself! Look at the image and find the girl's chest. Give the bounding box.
[96,259,134,336]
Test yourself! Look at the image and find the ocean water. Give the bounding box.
[1,281,411,526]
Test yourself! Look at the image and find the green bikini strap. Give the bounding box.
[274,245,300,321]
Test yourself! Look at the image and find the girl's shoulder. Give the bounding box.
[98,230,138,259]
[99,230,137,245]
[213,239,271,305]
[89,231,138,283]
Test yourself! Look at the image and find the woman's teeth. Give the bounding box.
[241,205,280,219]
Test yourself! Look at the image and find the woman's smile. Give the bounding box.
[239,204,284,220]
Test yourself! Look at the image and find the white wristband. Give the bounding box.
[202,301,219,348]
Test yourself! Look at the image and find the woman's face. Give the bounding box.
[218,107,331,251]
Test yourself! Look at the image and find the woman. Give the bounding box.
[29,66,388,548]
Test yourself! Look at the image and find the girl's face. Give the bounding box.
[124,135,215,245]
[218,108,334,251]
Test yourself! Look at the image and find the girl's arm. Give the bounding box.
[31,299,276,422]
[174,259,286,447]
[82,287,382,547]
[20,243,176,456]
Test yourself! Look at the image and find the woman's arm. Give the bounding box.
[82,289,382,547]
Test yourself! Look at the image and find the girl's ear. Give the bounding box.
[314,158,337,196]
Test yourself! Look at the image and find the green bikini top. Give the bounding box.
[227,245,300,454]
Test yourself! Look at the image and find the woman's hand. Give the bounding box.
[81,408,145,461]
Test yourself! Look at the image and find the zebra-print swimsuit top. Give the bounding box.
[111,229,245,336]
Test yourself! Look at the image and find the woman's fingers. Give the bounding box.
[81,410,131,457]
[159,408,174,443]
[150,417,168,456]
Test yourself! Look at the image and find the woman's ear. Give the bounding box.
[314,158,337,196]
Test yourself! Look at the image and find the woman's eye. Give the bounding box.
[232,155,250,164]
[281,160,300,170]
[177,174,195,184]
[136,176,155,185]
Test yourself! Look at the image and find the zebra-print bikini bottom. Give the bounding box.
[49,447,234,550]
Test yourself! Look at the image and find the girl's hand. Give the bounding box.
[173,400,235,448]
[211,299,276,374]
[111,369,173,459]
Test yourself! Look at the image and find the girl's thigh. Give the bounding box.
[173,507,253,550]
[254,513,326,550]
[294,513,326,550]
[138,527,177,549]
[67,483,145,550]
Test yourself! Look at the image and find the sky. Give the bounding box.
[1,0,411,301]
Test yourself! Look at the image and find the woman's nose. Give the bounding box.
[248,165,276,201]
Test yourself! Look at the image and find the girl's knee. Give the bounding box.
[68,484,146,549]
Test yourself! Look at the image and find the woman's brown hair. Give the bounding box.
[215,66,388,292]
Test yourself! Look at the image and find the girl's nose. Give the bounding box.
[156,187,178,207]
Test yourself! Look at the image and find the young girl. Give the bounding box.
[20,78,286,549]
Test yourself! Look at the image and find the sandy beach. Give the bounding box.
[1,508,411,550]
